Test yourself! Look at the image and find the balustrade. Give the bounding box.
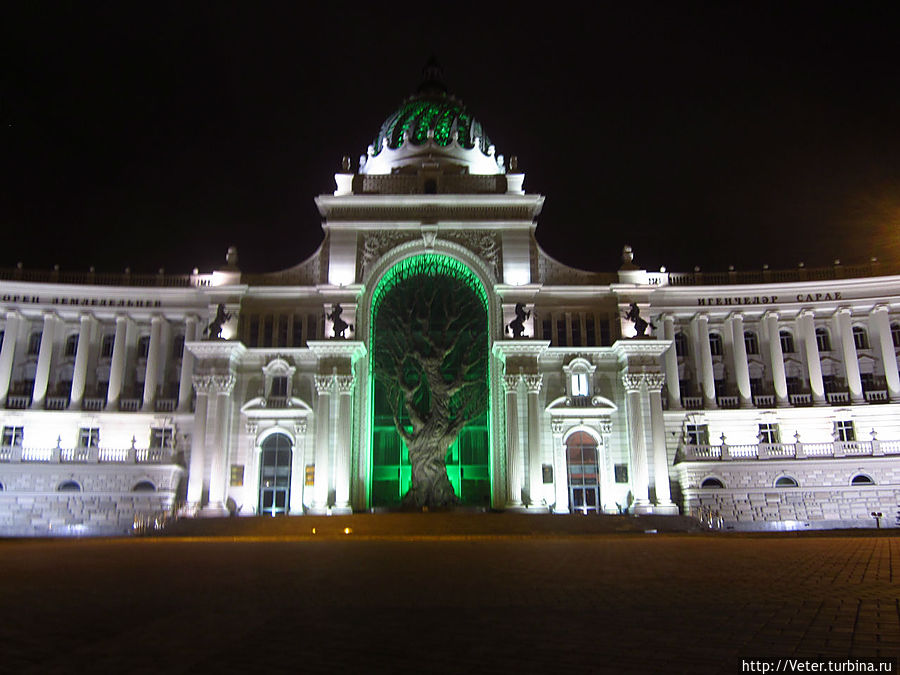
[680,438,897,462]
[0,446,178,464]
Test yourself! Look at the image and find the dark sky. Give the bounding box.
[4,2,899,276]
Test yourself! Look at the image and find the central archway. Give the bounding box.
[370,253,491,508]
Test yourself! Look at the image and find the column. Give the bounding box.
[598,421,615,513]
[106,314,129,410]
[550,419,568,514]
[186,377,211,508]
[289,420,307,515]
[205,374,236,515]
[728,312,753,408]
[764,311,788,407]
[177,315,199,412]
[141,315,164,411]
[333,375,354,513]
[835,308,864,403]
[661,314,682,410]
[31,312,57,409]
[0,311,22,406]
[692,313,717,408]
[622,373,652,513]
[523,373,544,508]
[312,374,333,512]
[69,313,96,410]
[798,310,826,405]
[646,374,676,513]
[872,305,900,401]
[503,374,522,508]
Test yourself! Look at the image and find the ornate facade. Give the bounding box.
[1,67,898,534]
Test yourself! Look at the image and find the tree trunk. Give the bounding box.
[402,437,458,509]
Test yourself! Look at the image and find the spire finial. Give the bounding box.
[417,55,447,94]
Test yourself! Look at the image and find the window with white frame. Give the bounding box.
[150,428,174,449]
[815,327,831,352]
[2,426,23,447]
[852,326,869,350]
[779,330,795,354]
[571,372,589,397]
[834,420,855,442]
[685,423,709,445]
[78,427,100,448]
[758,423,779,444]
[744,331,759,355]
[708,333,723,357]
[270,375,289,398]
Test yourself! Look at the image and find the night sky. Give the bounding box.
[4,3,899,277]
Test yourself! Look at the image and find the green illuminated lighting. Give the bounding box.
[371,96,492,156]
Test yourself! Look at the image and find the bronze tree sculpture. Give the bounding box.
[374,264,487,508]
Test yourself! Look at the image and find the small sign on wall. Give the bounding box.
[542,464,553,484]
[305,464,315,486]
[614,464,629,484]
[230,464,244,487]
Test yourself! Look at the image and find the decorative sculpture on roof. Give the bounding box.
[204,304,232,340]
[506,303,531,339]
[327,304,353,339]
[624,302,655,338]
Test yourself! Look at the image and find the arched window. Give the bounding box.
[132,481,157,492]
[674,332,687,357]
[779,330,795,354]
[815,327,831,352]
[852,326,869,350]
[892,323,900,348]
[708,333,723,357]
[850,474,874,485]
[743,331,759,355]
[64,334,79,358]
[259,433,293,516]
[700,477,725,488]
[566,431,600,514]
[775,476,798,488]
[57,480,82,492]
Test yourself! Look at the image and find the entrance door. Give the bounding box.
[259,433,292,516]
[566,431,600,514]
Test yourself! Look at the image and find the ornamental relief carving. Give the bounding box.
[359,231,419,279]
[440,231,501,280]
[643,373,666,392]
[314,374,335,394]
[522,374,543,394]
[620,373,644,392]
[192,374,236,395]
[502,374,521,392]
[335,375,355,394]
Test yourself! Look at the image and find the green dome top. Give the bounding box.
[370,94,492,156]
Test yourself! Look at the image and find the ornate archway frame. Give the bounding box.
[354,238,504,510]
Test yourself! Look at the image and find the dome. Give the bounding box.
[359,60,505,176]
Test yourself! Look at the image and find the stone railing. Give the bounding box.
[789,393,812,406]
[666,259,892,286]
[6,395,30,409]
[826,392,850,404]
[680,439,900,462]
[0,446,177,464]
[673,388,894,410]
[864,390,889,403]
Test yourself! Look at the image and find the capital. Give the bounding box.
[314,374,334,394]
[522,373,543,394]
[550,418,565,435]
[644,373,666,392]
[621,372,644,391]
[502,374,520,392]
[294,419,308,435]
[335,375,355,395]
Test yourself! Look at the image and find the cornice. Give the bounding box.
[307,340,367,361]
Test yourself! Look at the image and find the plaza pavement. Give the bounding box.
[0,514,897,674]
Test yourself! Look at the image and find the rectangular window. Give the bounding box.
[599,318,611,346]
[263,316,274,347]
[249,315,260,347]
[308,314,317,341]
[571,317,582,347]
[149,428,174,449]
[542,318,551,341]
[585,317,596,346]
[860,373,875,392]
[749,378,763,396]
[2,426,24,447]
[101,334,115,358]
[78,427,100,448]
[270,376,288,397]
[278,315,289,348]
[835,420,855,442]
[64,335,79,357]
[138,336,151,359]
[685,424,709,445]
[556,319,567,347]
[172,335,185,359]
[292,316,304,347]
[572,373,589,397]
[785,377,802,395]
[28,332,42,356]
[758,423,779,444]
[822,375,837,393]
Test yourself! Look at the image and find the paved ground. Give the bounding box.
[1,520,898,673]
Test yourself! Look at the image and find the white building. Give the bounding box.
[1,66,898,534]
